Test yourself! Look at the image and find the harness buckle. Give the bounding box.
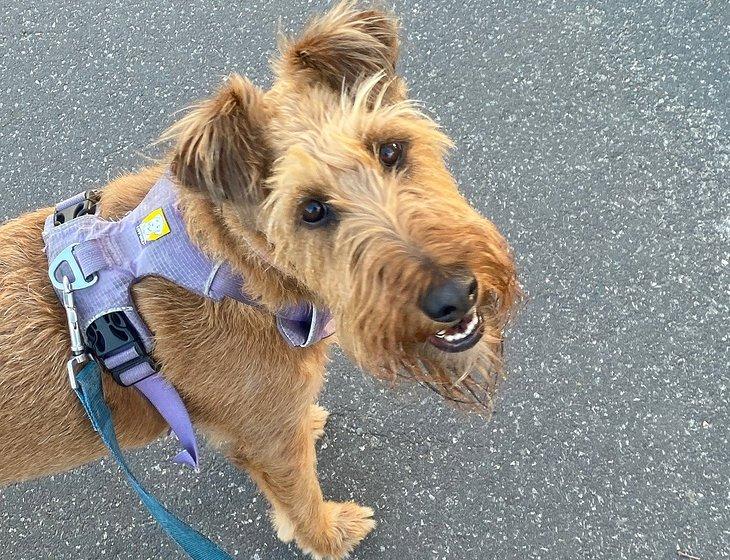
[53,189,100,226]
[61,276,92,390]
[86,311,159,387]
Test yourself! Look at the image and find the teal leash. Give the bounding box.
[73,361,234,559]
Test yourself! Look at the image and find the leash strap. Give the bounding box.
[73,361,233,560]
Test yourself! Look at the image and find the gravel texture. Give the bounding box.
[0,1,727,559]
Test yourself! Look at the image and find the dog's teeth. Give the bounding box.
[436,313,479,345]
[452,331,467,341]
[462,313,478,335]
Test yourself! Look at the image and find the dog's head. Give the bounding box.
[166,2,520,413]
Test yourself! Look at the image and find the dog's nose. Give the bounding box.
[419,275,478,323]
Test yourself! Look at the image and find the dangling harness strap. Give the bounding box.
[74,360,232,559]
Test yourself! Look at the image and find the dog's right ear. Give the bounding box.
[165,74,271,207]
[276,2,402,94]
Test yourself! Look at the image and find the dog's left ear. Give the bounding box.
[166,74,271,206]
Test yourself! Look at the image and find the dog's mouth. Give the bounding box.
[428,309,484,353]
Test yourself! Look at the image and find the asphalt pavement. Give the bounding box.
[0,1,727,559]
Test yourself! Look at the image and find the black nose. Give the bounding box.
[419,275,478,323]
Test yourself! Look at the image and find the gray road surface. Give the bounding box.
[0,1,728,559]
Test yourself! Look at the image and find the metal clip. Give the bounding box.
[49,243,98,292]
[61,276,91,390]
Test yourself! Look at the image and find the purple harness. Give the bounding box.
[44,173,333,469]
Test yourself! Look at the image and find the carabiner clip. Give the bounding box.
[61,276,91,390]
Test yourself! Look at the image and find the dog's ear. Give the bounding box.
[276,2,404,96]
[166,74,271,206]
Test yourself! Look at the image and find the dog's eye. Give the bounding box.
[378,142,404,168]
[301,199,330,226]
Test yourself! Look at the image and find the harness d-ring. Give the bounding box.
[48,243,98,291]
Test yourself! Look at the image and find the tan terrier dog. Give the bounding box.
[0,3,519,558]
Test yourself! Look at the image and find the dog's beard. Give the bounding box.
[397,332,505,415]
[336,282,517,416]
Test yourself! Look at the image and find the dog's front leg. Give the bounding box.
[229,417,375,560]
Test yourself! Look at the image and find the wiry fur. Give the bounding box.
[0,3,519,559]
[275,1,403,97]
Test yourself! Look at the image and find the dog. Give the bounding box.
[0,3,519,558]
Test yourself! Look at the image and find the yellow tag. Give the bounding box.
[136,208,171,245]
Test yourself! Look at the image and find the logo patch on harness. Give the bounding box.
[136,208,170,245]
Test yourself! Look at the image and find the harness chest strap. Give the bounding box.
[44,173,334,469]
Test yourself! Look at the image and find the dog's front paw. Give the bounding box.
[298,501,376,560]
[310,404,330,441]
[271,507,296,543]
